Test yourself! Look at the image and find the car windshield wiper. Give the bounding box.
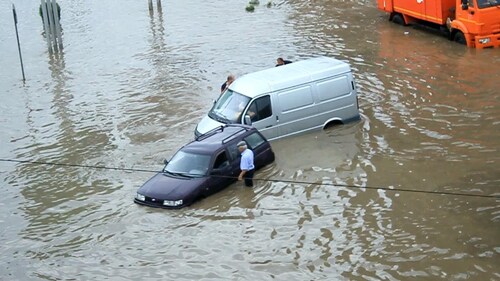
[164,170,193,178]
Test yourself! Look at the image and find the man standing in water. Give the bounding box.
[237,141,255,187]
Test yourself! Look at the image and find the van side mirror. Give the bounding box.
[461,0,468,10]
[244,115,252,126]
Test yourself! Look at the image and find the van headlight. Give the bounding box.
[136,193,145,201]
[163,199,183,207]
[478,38,490,44]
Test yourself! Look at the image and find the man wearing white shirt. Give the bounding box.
[237,141,255,187]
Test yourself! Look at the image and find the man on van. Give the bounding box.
[237,141,255,187]
[221,74,235,93]
[276,57,292,67]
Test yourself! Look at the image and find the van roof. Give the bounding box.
[229,56,351,98]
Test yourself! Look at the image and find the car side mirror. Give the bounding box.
[163,159,169,165]
[244,115,252,125]
[461,0,468,10]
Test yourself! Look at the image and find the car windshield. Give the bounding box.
[209,89,251,123]
[163,151,211,177]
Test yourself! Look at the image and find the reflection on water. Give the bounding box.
[0,0,499,280]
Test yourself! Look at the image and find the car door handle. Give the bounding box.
[266,125,273,128]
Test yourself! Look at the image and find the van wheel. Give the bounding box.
[453,31,466,45]
[391,14,405,25]
[324,120,343,130]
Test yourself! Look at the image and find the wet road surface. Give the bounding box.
[1,0,499,280]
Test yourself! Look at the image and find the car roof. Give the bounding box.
[181,125,254,154]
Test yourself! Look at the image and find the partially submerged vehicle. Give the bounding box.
[195,56,360,141]
[134,125,275,209]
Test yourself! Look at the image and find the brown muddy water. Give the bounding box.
[1,0,499,280]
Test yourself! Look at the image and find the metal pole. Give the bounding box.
[12,4,26,81]
[148,0,154,13]
[157,0,162,12]
[50,0,63,50]
[40,0,53,53]
[46,0,58,52]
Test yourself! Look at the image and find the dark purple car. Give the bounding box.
[134,124,275,209]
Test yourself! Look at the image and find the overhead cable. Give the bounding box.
[0,158,498,199]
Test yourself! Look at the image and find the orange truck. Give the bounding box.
[377,0,500,48]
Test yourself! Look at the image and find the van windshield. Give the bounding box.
[209,89,250,123]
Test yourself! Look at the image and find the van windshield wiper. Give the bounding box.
[209,111,230,124]
[218,113,231,124]
[208,111,222,123]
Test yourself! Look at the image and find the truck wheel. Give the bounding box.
[453,31,466,45]
[391,14,405,25]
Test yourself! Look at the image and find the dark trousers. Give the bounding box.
[244,169,255,187]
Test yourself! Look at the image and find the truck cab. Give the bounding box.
[377,0,500,48]
[452,0,500,48]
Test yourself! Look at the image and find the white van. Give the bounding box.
[195,56,360,141]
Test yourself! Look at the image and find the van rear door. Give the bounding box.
[315,74,358,123]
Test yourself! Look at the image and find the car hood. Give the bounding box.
[137,173,207,200]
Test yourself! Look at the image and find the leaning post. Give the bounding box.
[12,4,26,81]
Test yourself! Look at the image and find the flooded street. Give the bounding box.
[1,0,499,280]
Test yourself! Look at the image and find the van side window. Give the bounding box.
[244,133,266,149]
[247,96,272,122]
